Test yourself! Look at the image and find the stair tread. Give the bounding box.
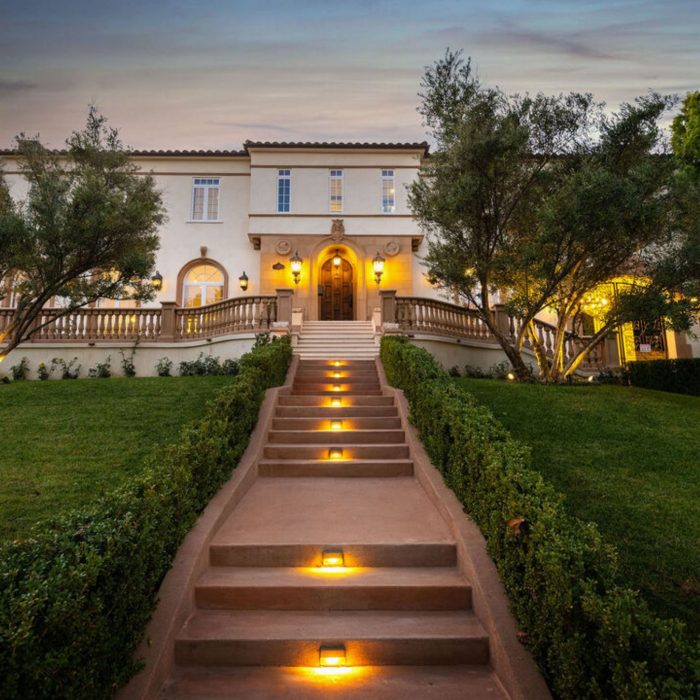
[162,665,508,700]
[212,478,454,546]
[179,610,486,642]
[198,567,469,589]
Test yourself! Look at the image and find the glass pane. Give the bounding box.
[184,285,202,307]
[207,187,219,220]
[186,264,224,284]
[206,285,223,304]
[192,187,204,219]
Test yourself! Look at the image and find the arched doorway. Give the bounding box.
[319,255,354,320]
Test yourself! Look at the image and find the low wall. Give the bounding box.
[0,334,265,379]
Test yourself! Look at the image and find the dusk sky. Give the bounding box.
[1,0,698,150]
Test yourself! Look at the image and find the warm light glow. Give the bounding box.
[322,549,344,567]
[330,420,343,431]
[588,375,594,382]
[507,372,515,381]
[333,250,342,268]
[330,398,342,407]
[290,251,303,284]
[296,665,370,682]
[333,361,342,367]
[372,251,385,285]
[332,384,342,392]
[333,371,342,378]
[328,447,344,460]
[300,566,363,576]
[320,645,346,667]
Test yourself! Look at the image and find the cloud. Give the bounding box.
[0,80,39,96]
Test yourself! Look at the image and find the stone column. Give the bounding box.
[379,289,397,324]
[276,288,293,325]
[160,302,177,342]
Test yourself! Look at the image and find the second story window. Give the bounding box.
[329,169,343,212]
[191,178,220,221]
[277,169,291,213]
[381,170,395,213]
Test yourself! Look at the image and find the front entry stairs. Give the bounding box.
[147,340,549,698]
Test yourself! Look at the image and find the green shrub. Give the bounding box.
[179,352,240,377]
[0,336,292,699]
[88,356,112,379]
[628,358,700,396]
[10,357,30,381]
[381,336,699,700]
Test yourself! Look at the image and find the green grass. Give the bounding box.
[0,376,232,542]
[457,378,700,633]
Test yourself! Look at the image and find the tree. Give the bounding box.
[671,91,700,171]
[410,50,697,381]
[0,107,164,358]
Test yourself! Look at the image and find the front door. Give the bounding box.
[319,257,353,320]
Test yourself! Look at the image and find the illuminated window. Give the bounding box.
[381,170,395,213]
[277,169,291,213]
[329,169,343,212]
[191,178,220,221]
[183,264,225,307]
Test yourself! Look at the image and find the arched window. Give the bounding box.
[182,263,225,307]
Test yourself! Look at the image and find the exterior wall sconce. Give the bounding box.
[239,271,249,291]
[272,262,285,271]
[333,249,342,268]
[319,644,346,667]
[151,271,163,291]
[372,252,385,285]
[290,251,303,284]
[322,549,344,567]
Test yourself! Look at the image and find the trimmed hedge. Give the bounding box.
[0,337,292,700]
[629,358,700,396]
[381,336,700,700]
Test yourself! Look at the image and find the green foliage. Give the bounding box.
[9,356,29,381]
[672,91,700,171]
[178,352,240,377]
[0,106,164,355]
[36,362,50,381]
[628,358,700,396]
[88,356,112,379]
[381,336,699,700]
[0,337,291,699]
[51,357,81,380]
[119,349,136,378]
[155,356,173,377]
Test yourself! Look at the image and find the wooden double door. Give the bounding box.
[319,257,354,320]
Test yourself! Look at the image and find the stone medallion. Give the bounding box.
[383,240,400,257]
[275,239,292,255]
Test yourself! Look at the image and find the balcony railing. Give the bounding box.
[0,295,279,345]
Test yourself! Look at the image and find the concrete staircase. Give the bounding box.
[160,359,510,699]
[295,321,378,360]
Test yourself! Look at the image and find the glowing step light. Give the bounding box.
[322,549,344,567]
[328,447,344,460]
[333,361,342,367]
[330,419,343,431]
[319,644,347,667]
[330,398,342,407]
[332,384,342,392]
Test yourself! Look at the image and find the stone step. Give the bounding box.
[272,416,402,430]
[195,567,471,611]
[296,353,380,360]
[295,372,380,381]
[292,388,383,396]
[298,360,377,368]
[161,665,509,700]
[210,542,457,568]
[258,458,414,478]
[278,395,394,406]
[293,381,381,391]
[263,444,410,460]
[268,430,405,445]
[275,405,399,418]
[175,610,489,667]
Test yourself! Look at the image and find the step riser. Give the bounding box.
[272,417,402,430]
[268,431,405,445]
[195,586,472,611]
[292,389,383,396]
[258,461,414,477]
[275,406,398,417]
[297,360,377,367]
[210,544,457,568]
[278,395,393,406]
[263,445,410,459]
[293,382,381,391]
[295,374,379,382]
[174,638,489,667]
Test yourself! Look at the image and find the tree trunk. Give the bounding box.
[527,320,551,381]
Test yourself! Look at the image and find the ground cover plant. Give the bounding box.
[0,375,232,541]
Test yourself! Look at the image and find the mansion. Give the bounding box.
[1,141,697,374]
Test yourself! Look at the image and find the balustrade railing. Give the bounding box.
[0,295,277,344]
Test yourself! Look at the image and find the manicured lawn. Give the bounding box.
[457,378,700,633]
[0,376,232,542]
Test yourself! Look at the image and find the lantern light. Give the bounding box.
[322,549,344,567]
[333,250,342,268]
[319,644,346,667]
[239,271,249,291]
[290,251,303,284]
[150,271,163,291]
[372,252,385,285]
[507,372,515,381]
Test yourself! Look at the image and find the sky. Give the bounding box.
[1,0,698,150]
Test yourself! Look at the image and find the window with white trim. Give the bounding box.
[329,169,343,212]
[381,169,395,213]
[277,169,291,213]
[191,178,220,221]
[183,264,225,307]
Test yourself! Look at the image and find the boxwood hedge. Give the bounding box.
[628,358,700,396]
[381,336,699,700]
[0,337,292,700]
